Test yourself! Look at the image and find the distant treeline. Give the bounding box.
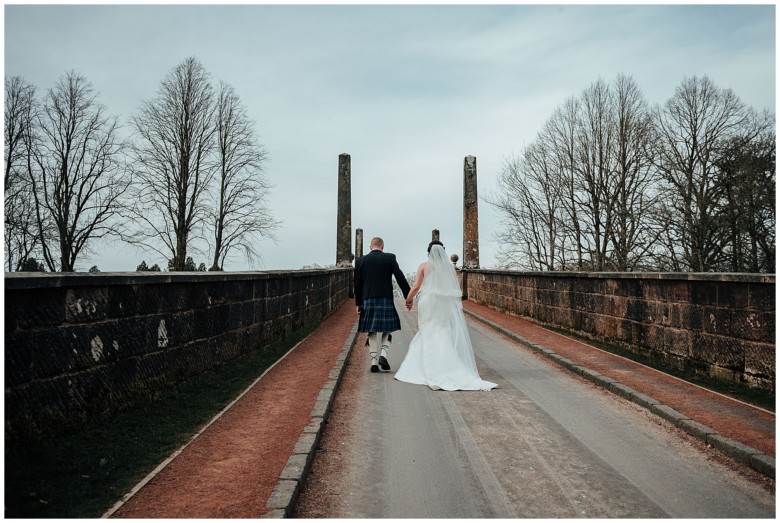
[490,74,775,273]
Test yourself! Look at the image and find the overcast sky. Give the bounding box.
[4,3,776,275]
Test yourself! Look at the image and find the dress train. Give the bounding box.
[395,291,497,391]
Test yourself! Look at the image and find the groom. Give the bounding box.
[354,237,411,373]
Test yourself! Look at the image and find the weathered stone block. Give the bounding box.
[105,284,141,317]
[304,417,325,434]
[701,306,732,335]
[717,282,749,308]
[192,306,216,340]
[105,357,143,404]
[650,404,688,425]
[170,310,196,346]
[211,331,240,362]
[208,303,232,335]
[637,324,665,352]
[750,453,775,478]
[707,434,762,464]
[253,278,268,301]
[615,319,633,343]
[748,283,775,311]
[134,285,170,315]
[280,453,309,481]
[607,295,628,317]
[666,280,689,302]
[647,300,669,324]
[608,382,637,400]
[265,479,299,511]
[643,281,667,301]
[228,301,252,330]
[626,298,649,322]
[266,296,281,319]
[4,330,33,387]
[580,314,596,335]
[708,365,737,382]
[617,278,642,297]
[89,318,145,362]
[673,303,702,331]
[744,341,775,381]
[293,432,318,455]
[9,288,66,329]
[33,325,89,378]
[730,310,773,342]
[691,334,744,368]
[629,390,661,409]
[690,281,718,306]
[598,315,619,340]
[678,419,718,440]
[146,314,173,353]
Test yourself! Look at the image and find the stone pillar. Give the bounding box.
[432,229,440,242]
[336,153,352,267]
[355,228,364,260]
[463,155,479,269]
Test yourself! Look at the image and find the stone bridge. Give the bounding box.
[5,153,774,443]
[3,154,776,519]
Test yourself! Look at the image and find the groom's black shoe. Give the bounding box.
[378,356,391,371]
[370,364,379,373]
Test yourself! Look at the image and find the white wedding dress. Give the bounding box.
[395,245,498,391]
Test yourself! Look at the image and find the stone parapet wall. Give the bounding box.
[462,270,775,392]
[5,269,353,441]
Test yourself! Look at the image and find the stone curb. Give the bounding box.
[102,320,348,519]
[464,309,775,480]
[262,319,360,518]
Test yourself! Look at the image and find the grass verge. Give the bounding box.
[5,321,319,519]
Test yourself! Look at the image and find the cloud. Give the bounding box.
[4,4,774,273]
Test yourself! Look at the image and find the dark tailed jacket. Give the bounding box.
[354,250,411,307]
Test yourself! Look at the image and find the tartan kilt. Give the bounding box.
[358,297,401,333]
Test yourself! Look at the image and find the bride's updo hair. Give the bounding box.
[427,240,444,253]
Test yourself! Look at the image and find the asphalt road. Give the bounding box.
[313,300,775,518]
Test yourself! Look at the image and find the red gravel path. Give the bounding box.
[110,301,358,518]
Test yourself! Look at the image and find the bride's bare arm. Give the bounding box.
[405,262,426,309]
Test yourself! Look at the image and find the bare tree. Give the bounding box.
[492,137,572,271]
[492,152,549,270]
[4,76,40,271]
[127,57,217,271]
[210,82,278,270]
[714,112,775,272]
[574,78,618,271]
[27,71,127,272]
[653,76,753,272]
[492,75,665,272]
[607,74,664,271]
[546,97,585,269]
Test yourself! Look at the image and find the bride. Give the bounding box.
[395,241,497,391]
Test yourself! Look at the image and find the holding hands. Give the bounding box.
[405,261,426,311]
